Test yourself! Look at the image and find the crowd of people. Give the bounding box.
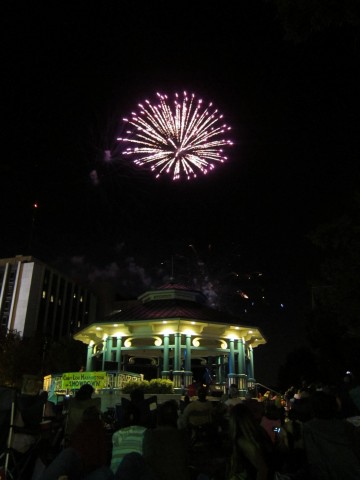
[2,372,360,480]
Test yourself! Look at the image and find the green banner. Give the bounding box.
[61,371,107,389]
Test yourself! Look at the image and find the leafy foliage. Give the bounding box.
[278,346,320,390]
[148,378,174,393]
[305,195,360,380]
[0,330,87,386]
[45,337,87,375]
[122,378,174,394]
[0,330,43,387]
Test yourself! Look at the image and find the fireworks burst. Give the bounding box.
[118,91,233,180]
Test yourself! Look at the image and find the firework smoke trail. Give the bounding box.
[118,91,233,180]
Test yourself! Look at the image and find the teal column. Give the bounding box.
[86,343,93,371]
[161,334,170,379]
[116,337,122,371]
[101,339,106,370]
[173,333,182,391]
[237,339,247,396]
[184,334,193,387]
[215,355,226,396]
[227,338,237,387]
[220,355,227,394]
[216,356,222,383]
[106,336,112,362]
[174,333,181,370]
[247,346,256,391]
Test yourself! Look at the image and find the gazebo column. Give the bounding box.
[86,342,94,371]
[101,337,108,370]
[183,334,193,387]
[237,338,247,396]
[116,337,122,371]
[227,337,237,387]
[247,346,256,391]
[105,336,112,362]
[216,356,224,384]
[161,334,170,380]
[172,333,183,391]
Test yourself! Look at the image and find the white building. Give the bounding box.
[0,255,97,339]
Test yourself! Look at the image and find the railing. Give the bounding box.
[255,382,282,397]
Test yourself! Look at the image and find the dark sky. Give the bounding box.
[2,2,360,385]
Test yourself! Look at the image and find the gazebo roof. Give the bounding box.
[106,297,232,324]
[73,285,267,349]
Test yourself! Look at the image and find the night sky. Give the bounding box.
[3,2,360,386]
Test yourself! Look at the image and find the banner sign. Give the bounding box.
[117,372,143,388]
[61,371,107,389]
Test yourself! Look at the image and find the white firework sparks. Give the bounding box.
[118,91,233,180]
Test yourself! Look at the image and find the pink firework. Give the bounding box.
[118,91,233,180]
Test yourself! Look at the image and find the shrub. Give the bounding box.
[121,378,174,394]
[122,380,149,393]
[148,378,174,394]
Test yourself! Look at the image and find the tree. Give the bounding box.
[0,330,43,387]
[278,346,320,391]
[45,337,87,375]
[306,194,360,381]
[0,330,88,386]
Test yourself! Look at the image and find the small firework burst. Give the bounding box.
[118,91,233,180]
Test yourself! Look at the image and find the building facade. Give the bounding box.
[0,255,97,340]
[73,284,267,394]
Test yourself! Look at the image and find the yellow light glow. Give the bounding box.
[183,329,195,336]
[161,328,174,335]
[228,334,238,340]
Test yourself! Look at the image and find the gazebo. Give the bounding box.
[73,284,266,395]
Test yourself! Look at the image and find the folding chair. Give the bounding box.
[64,397,102,442]
[187,410,214,449]
[0,388,42,480]
[0,387,17,479]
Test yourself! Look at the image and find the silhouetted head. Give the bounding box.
[122,403,141,427]
[130,388,145,404]
[229,403,272,453]
[75,384,94,401]
[157,400,178,427]
[197,386,207,402]
[311,391,338,419]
